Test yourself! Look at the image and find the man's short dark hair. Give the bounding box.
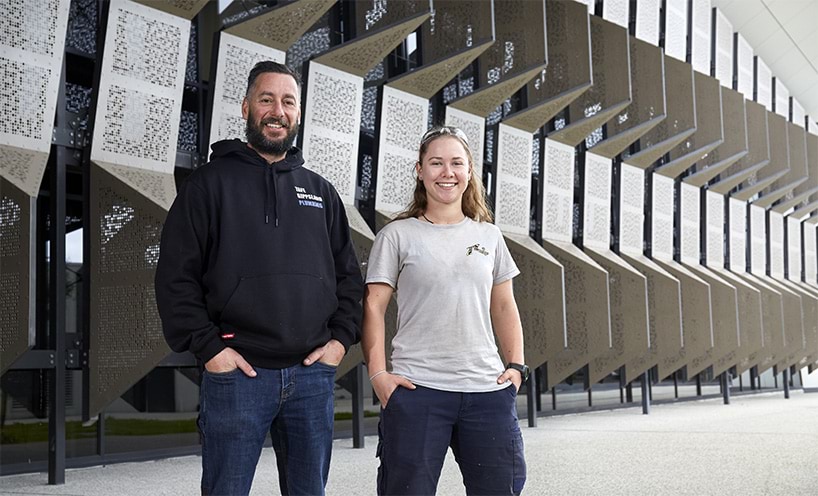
[246,61,301,96]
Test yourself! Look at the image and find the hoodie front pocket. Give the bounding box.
[219,273,337,351]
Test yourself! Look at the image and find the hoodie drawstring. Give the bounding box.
[264,165,280,227]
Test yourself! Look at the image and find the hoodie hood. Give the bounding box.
[210,139,305,226]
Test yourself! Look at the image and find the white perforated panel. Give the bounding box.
[805,223,817,285]
[768,210,784,278]
[705,190,724,267]
[755,57,772,111]
[0,0,70,196]
[787,216,802,281]
[652,174,675,261]
[635,0,660,45]
[375,86,429,215]
[541,138,575,243]
[690,0,711,75]
[749,204,766,275]
[664,0,687,62]
[680,182,701,264]
[495,123,533,236]
[619,164,644,255]
[582,152,612,250]
[713,9,732,88]
[603,0,629,29]
[736,34,753,99]
[208,33,285,148]
[774,79,789,119]
[729,198,747,273]
[445,106,485,180]
[791,99,805,129]
[301,62,364,204]
[91,0,189,209]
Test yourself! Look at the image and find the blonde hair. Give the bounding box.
[394,126,493,223]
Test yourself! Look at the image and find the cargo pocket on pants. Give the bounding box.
[511,431,526,495]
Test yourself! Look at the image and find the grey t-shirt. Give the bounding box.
[366,217,520,392]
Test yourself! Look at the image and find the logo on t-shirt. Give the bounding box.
[294,186,324,209]
[466,243,489,256]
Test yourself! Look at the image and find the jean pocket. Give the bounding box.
[203,368,241,383]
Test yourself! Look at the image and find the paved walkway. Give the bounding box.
[2,391,816,495]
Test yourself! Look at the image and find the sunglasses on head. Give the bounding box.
[420,126,470,147]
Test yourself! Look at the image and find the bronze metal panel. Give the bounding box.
[688,88,749,188]
[735,274,785,375]
[507,0,592,133]
[625,56,696,169]
[353,0,430,33]
[88,165,171,417]
[772,132,817,213]
[314,12,431,77]
[654,260,713,380]
[711,100,770,195]
[780,280,818,370]
[134,0,209,20]
[591,36,666,159]
[658,72,724,179]
[756,122,809,209]
[620,254,683,383]
[449,65,547,118]
[585,250,649,386]
[388,41,493,99]
[737,112,789,203]
[549,15,631,147]
[474,0,547,88]
[419,0,494,65]
[505,234,567,370]
[762,277,805,373]
[683,265,739,378]
[541,240,611,389]
[710,268,764,377]
[224,0,337,50]
[0,178,34,374]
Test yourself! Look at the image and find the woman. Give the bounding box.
[362,126,528,495]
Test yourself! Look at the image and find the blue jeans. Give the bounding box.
[376,385,526,495]
[198,362,337,496]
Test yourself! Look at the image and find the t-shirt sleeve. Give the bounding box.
[493,230,520,285]
[365,229,400,288]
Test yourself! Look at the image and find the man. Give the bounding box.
[155,61,363,496]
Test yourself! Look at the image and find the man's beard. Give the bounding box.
[245,111,299,157]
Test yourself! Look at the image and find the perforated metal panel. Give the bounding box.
[729,198,747,273]
[505,234,566,371]
[690,0,711,75]
[552,16,631,147]
[706,191,725,268]
[774,79,790,119]
[541,139,575,243]
[751,116,796,208]
[0,0,70,196]
[755,57,773,112]
[788,216,802,282]
[132,0,208,20]
[651,174,675,262]
[90,0,190,211]
[634,0,660,45]
[444,106,485,180]
[619,164,644,256]
[225,0,336,51]
[374,86,428,216]
[664,0,688,62]
[721,101,770,198]
[301,62,363,205]
[582,152,612,250]
[680,183,701,265]
[750,205,767,276]
[494,124,533,236]
[769,211,785,279]
[208,33,285,148]
[0,177,35,374]
[792,99,805,128]
[713,9,732,88]
[684,265,737,377]
[736,34,754,100]
[88,164,171,417]
[419,0,493,65]
[602,0,629,29]
[805,223,817,285]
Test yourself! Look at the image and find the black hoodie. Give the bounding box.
[155,139,363,369]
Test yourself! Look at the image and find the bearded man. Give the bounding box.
[155,61,363,496]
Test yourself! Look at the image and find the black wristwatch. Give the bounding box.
[506,363,530,383]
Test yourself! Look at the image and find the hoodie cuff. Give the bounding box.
[330,329,355,354]
[196,332,227,365]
